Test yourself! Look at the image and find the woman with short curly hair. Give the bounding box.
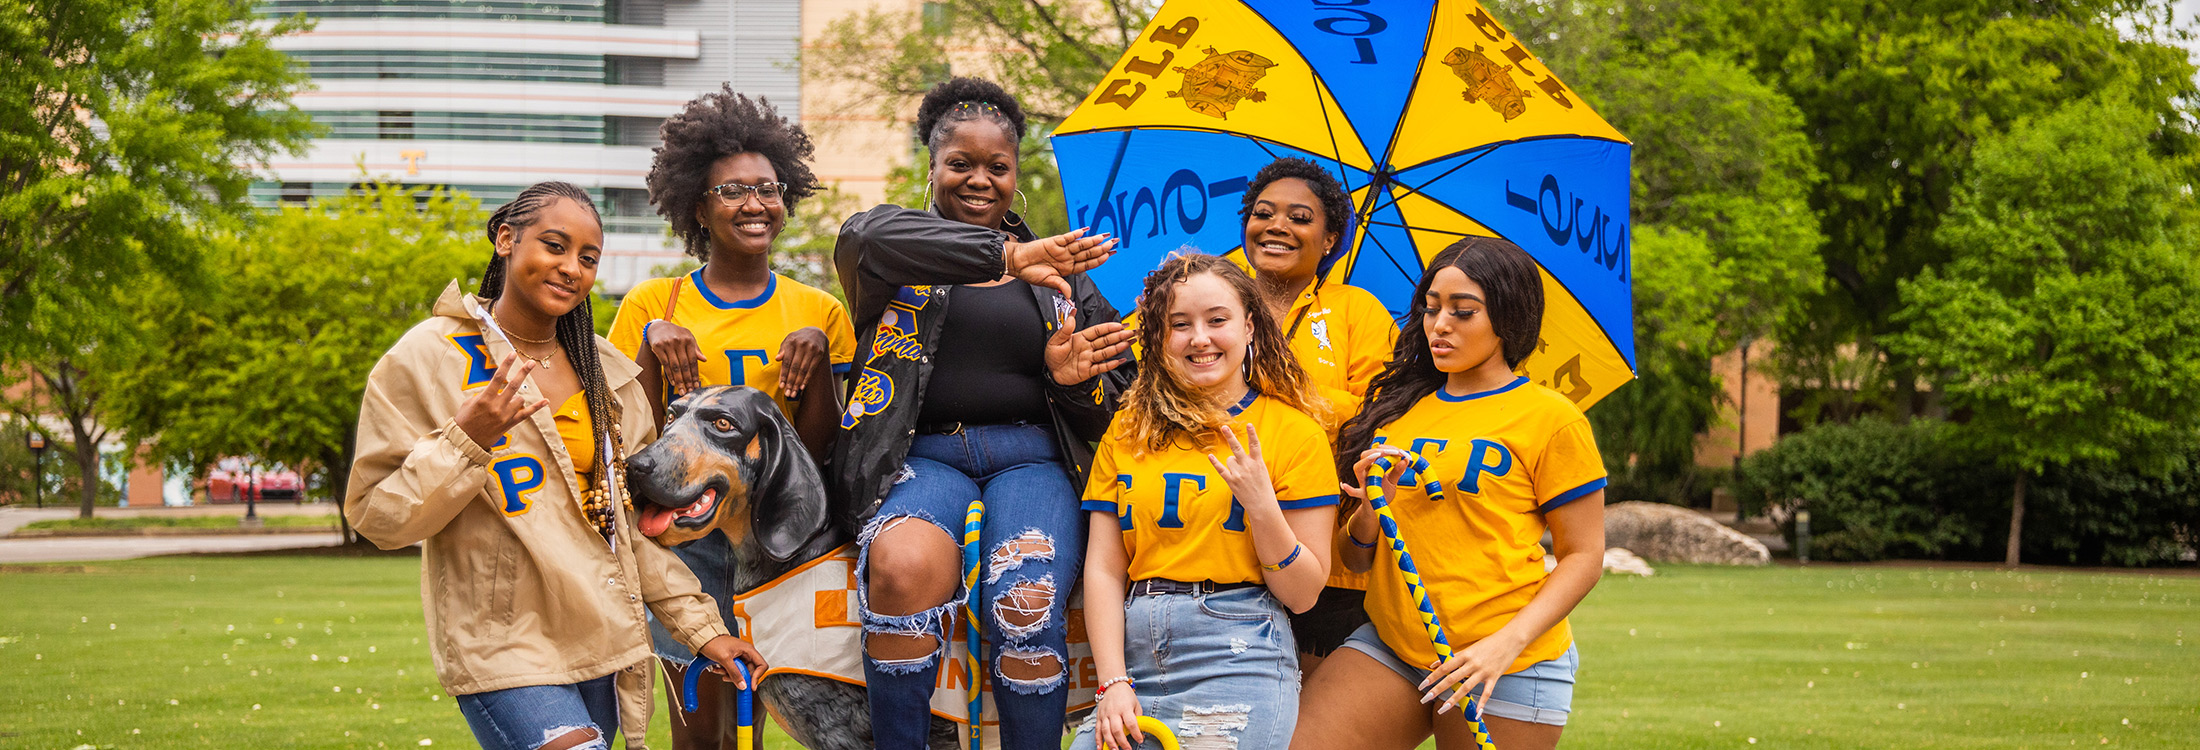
[606,87,855,748]
[1234,157,1401,669]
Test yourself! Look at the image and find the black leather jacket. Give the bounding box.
[829,205,1133,533]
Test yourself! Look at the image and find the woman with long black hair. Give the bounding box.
[834,76,1133,749]
[347,182,763,750]
[1292,238,1608,750]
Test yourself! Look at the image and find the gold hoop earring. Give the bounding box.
[1004,189,1029,227]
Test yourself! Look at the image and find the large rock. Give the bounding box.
[1603,547,1657,576]
[1603,501,1770,565]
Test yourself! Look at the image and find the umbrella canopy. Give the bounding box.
[1051,0,1634,408]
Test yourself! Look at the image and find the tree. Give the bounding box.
[1685,0,2198,419]
[1890,96,2200,565]
[0,312,144,518]
[106,182,486,540]
[0,0,316,358]
[1478,3,1824,499]
[1577,49,1822,497]
[805,0,1126,237]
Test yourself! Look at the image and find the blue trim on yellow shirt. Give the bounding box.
[1081,500,1118,513]
[1227,389,1260,416]
[1436,375,1529,402]
[1277,494,1340,510]
[689,269,777,310]
[1541,477,1608,512]
[832,362,854,374]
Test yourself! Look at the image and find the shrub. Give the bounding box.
[1734,419,2003,561]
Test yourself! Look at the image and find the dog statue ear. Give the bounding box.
[750,411,831,563]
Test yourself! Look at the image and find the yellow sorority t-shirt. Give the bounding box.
[1363,377,1606,674]
[1281,280,1398,433]
[1277,280,1398,590]
[608,269,856,418]
[1082,392,1340,585]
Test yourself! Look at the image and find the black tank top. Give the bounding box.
[918,281,1052,426]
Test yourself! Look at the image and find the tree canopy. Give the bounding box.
[106,182,486,534]
[0,0,317,358]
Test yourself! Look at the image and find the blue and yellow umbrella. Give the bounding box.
[1051,0,1635,407]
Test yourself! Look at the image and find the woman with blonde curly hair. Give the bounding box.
[1074,253,1338,750]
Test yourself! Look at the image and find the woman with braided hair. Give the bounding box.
[346,181,764,750]
[835,76,1133,749]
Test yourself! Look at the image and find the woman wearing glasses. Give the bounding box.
[607,87,855,749]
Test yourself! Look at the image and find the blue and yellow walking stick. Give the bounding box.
[960,498,986,750]
[1369,452,1497,750]
[681,656,761,750]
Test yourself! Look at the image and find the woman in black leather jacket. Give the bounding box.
[832,77,1134,750]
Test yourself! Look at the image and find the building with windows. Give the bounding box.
[251,0,908,293]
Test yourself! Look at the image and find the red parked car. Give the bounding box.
[206,460,303,503]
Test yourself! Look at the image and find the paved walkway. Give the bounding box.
[0,503,339,536]
[0,532,344,564]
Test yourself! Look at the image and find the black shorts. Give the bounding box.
[1288,586,1370,656]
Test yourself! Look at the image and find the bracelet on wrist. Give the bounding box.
[1261,543,1304,572]
[1346,530,1378,549]
[1096,675,1135,697]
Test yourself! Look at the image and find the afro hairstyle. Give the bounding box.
[647,86,820,259]
[913,76,1028,153]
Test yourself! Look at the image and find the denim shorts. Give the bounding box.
[1339,623,1579,726]
[1070,587,1300,750]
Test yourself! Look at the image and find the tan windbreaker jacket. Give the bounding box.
[345,282,730,747]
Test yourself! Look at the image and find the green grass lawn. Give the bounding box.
[18,515,337,533]
[1,553,2193,749]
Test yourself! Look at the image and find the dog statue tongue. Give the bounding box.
[639,504,679,538]
[639,489,718,538]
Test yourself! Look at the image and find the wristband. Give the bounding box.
[1346,530,1378,549]
[643,320,658,346]
[1261,543,1304,572]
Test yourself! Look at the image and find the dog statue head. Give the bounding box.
[627,385,831,560]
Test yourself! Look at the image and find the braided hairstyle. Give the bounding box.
[479,181,624,532]
[1335,237,1544,508]
[1119,253,1327,453]
[915,76,1027,154]
[647,87,820,260]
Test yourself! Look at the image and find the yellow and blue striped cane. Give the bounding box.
[679,655,761,749]
[960,498,986,750]
[1367,452,1497,750]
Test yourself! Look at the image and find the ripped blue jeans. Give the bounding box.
[456,674,616,750]
[858,424,1085,750]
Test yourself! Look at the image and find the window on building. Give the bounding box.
[606,56,665,87]
[605,116,664,147]
[378,111,414,140]
[280,182,313,206]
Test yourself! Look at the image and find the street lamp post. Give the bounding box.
[26,431,46,509]
[243,464,261,527]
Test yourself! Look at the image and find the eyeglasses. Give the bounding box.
[706,181,786,207]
